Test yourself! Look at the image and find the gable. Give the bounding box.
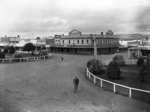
[69,29,81,38]
[106,30,113,36]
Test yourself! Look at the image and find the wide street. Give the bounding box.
[0,53,150,112]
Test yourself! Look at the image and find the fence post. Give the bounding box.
[20,58,21,62]
[94,76,96,84]
[87,68,88,77]
[10,59,11,63]
[3,59,4,63]
[44,56,45,59]
[89,73,91,79]
[129,88,132,98]
[100,79,103,88]
[114,84,116,93]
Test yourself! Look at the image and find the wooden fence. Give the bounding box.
[0,54,52,63]
[86,60,150,103]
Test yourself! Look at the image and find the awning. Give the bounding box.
[15,44,25,47]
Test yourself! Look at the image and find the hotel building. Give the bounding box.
[50,29,119,54]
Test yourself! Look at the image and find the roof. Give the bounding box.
[51,45,118,48]
[69,29,81,34]
[116,34,145,40]
[107,30,113,34]
[15,43,25,47]
[60,34,117,39]
[0,43,8,46]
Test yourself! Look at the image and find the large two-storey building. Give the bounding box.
[50,29,119,54]
[1,35,20,44]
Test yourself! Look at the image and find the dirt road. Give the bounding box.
[0,53,150,112]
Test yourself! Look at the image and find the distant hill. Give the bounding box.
[116,34,146,40]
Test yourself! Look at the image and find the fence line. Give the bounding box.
[86,60,150,99]
[102,60,138,66]
[0,54,52,64]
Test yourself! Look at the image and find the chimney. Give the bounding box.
[101,32,103,35]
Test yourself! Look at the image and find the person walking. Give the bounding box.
[73,76,79,93]
[61,57,63,61]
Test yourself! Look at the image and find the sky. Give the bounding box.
[0,0,150,38]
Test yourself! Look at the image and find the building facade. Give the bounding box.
[50,29,119,54]
[128,36,150,58]
[1,35,20,44]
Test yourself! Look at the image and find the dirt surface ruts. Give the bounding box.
[0,53,150,112]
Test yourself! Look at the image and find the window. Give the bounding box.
[77,40,79,44]
[62,40,64,44]
[69,40,70,44]
[87,39,89,44]
[82,40,84,44]
[99,40,102,44]
[103,40,105,44]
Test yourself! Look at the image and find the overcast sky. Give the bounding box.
[0,0,150,38]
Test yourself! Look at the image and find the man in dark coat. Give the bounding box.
[73,76,79,93]
[61,57,63,61]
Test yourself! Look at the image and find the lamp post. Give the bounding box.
[93,34,97,59]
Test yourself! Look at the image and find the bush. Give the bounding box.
[13,53,22,58]
[113,55,125,66]
[138,55,150,83]
[146,54,150,67]
[86,58,104,75]
[137,57,145,67]
[107,61,121,80]
[13,53,23,62]
[39,50,48,56]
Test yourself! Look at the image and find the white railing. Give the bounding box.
[86,60,150,99]
[0,54,52,64]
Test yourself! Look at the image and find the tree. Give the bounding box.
[0,50,5,59]
[107,61,121,80]
[36,37,40,40]
[9,46,15,54]
[113,54,125,66]
[3,46,9,53]
[3,46,15,54]
[23,43,36,54]
[86,58,104,75]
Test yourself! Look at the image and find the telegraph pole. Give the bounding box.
[93,34,97,59]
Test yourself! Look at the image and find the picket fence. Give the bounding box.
[0,54,52,63]
[86,60,150,102]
